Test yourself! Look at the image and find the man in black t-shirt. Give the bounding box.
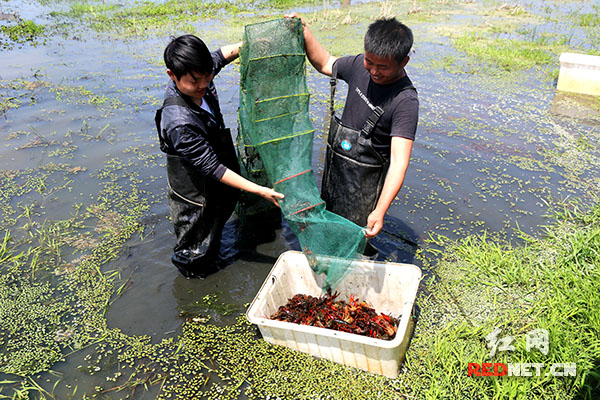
[285,14,418,241]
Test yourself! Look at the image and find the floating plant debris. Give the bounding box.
[269,291,399,340]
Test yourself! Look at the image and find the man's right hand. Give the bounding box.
[283,12,337,77]
[284,12,305,27]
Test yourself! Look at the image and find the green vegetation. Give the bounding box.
[49,83,123,110]
[571,11,600,27]
[453,33,554,71]
[0,95,21,119]
[405,200,600,398]
[0,77,123,120]
[0,19,45,49]
[1,78,45,118]
[0,172,148,375]
[3,192,598,398]
[48,0,315,38]
[1,0,600,398]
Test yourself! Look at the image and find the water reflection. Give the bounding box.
[550,91,600,126]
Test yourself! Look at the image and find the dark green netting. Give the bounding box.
[235,115,278,223]
[238,18,367,290]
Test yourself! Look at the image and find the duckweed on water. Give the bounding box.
[177,293,243,318]
[0,181,148,377]
[0,19,45,50]
[0,132,153,397]
[1,0,600,398]
[112,316,407,400]
[6,200,595,399]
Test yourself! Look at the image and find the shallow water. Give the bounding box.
[1,0,600,397]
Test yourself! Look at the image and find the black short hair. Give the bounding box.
[364,18,413,65]
[163,34,213,80]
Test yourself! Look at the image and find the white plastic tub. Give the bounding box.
[246,250,421,378]
[557,52,600,96]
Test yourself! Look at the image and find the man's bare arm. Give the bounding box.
[364,137,413,238]
[220,41,243,62]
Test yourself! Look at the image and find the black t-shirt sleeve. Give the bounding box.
[390,91,419,141]
[211,49,228,77]
[333,55,360,82]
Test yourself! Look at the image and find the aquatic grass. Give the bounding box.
[49,84,122,110]
[1,77,122,121]
[0,190,147,376]
[49,201,599,399]
[570,11,600,28]
[177,293,243,318]
[65,3,118,18]
[453,33,555,72]
[263,0,316,8]
[50,0,315,38]
[0,96,21,119]
[112,316,410,400]
[541,119,600,191]
[1,0,600,398]
[0,78,47,119]
[407,200,600,399]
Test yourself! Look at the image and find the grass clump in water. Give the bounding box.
[0,19,45,50]
[571,11,600,27]
[50,0,315,38]
[452,33,555,72]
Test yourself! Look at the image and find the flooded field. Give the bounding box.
[1,0,599,398]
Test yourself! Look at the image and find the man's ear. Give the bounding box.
[166,69,177,82]
[400,55,410,68]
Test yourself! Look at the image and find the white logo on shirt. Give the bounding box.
[355,87,375,110]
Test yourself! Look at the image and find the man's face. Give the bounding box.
[167,69,213,102]
[363,52,405,85]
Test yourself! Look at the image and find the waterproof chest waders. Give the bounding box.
[321,64,390,227]
[155,96,240,277]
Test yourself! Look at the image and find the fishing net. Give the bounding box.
[238,18,366,290]
[235,124,281,228]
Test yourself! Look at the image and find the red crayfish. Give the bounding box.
[269,291,399,340]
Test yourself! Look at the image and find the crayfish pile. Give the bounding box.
[269,291,399,340]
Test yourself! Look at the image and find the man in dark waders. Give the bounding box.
[286,14,419,257]
[155,35,284,278]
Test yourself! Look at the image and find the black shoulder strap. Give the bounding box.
[329,60,381,137]
[360,106,385,139]
[361,82,415,139]
[329,61,338,118]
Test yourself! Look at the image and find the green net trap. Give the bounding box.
[237,18,367,290]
